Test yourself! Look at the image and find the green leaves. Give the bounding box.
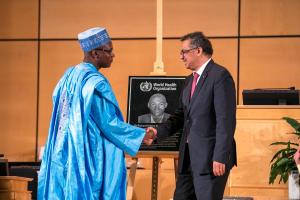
[269,150,297,184]
[283,117,300,135]
[269,117,300,184]
[270,141,298,146]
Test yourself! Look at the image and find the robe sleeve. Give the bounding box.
[90,81,146,156]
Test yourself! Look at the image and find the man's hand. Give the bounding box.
[213,161,225,176]
[143,127,157,145]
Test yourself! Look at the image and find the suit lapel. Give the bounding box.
[188,60,214,111]
[190,71,208,102]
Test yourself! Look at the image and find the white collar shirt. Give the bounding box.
[193,58,211,83]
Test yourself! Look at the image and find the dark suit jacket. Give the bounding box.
[157,60,237,175]
[138,113,171,123]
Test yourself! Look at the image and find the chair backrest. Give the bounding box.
[0,158,9,176]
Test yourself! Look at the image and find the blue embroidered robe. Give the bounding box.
[38,62,145,200]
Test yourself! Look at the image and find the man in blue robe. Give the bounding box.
[38,27,154,200]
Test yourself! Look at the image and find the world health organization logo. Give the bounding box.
[140,81,152,92]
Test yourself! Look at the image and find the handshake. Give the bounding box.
[143,127,157,145]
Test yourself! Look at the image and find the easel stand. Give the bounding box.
[126,151,178,200]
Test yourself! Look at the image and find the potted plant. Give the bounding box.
[269,117,300,198]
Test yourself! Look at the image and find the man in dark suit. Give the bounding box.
[138,93,171,123]
[147,32,237,200]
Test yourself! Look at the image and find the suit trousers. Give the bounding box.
[174,143,229,200]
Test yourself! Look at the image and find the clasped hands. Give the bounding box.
[143,127,157,145]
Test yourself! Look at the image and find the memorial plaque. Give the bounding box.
[127,76,186,151]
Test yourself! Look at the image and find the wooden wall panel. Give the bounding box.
[0,42,37,161]
[0,0,38,38]
[40,0,156,38]
[210,39,238,87]
[233,120,291,186]
[241,0,300,35]
[239,38,300,104]
[164,0,238,37]
[238,105,300,120]
[228,107,300,199]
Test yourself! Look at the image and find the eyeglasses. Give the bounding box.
[95,48,114,54]
[180,47,198,56]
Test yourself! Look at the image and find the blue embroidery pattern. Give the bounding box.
[57,90,70,140]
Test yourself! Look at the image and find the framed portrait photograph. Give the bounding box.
[127,76,186,151]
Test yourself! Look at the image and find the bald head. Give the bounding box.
[148,93,168,117]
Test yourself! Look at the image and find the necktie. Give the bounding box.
[190,73,200,98]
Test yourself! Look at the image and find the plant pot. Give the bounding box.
[289,170,300,200]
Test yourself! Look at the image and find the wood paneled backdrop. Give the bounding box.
[0,0,300,199]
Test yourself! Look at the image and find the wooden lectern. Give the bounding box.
[0,176,33,200]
